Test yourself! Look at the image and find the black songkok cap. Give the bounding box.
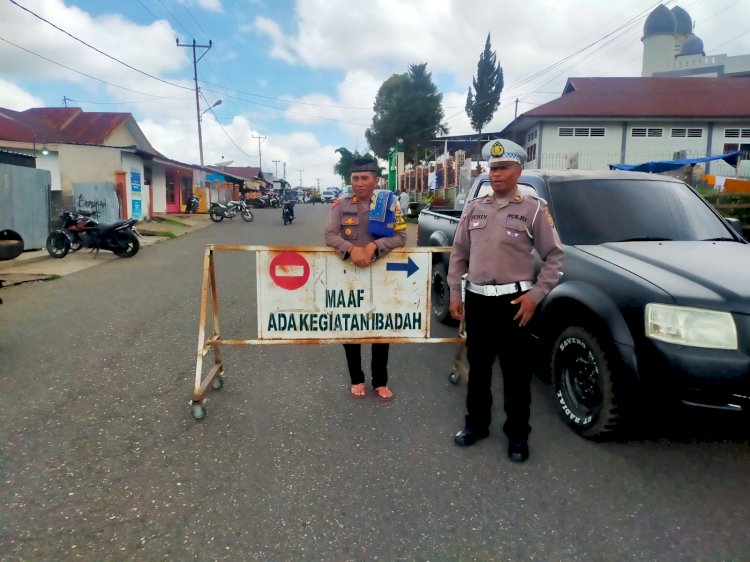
[350,157,379,174]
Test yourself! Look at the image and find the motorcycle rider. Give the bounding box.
[282,189,296,221]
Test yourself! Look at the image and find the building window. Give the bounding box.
[631,127,663,138]
[526,143,537,162]
[527,129,537,142]
[558,127,605,137]
[671,128,703,138]
[724,128,750,139]
[724,143,750,158]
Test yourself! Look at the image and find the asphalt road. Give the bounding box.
[1,204,748,561]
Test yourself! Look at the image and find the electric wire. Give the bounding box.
[7,0,191,91]
[0,35,181,98]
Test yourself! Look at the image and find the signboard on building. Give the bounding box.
[256,249,429,341]
[130,170,142,219]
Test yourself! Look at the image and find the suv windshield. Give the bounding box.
[548,179,733,245]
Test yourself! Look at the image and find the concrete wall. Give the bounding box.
[150,165,167,214]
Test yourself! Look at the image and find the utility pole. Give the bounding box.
[252,134,267,171]
[177,38,212,166]
[283,162,286,180]
[297,169,303,188]
[272,159,280,178]
[315,178,321,191]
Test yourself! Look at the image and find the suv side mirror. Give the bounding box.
[724,217,743,235]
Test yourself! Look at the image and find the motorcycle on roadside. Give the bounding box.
[185,194,200,214]
[209,200,254,223]
[46,209,140,259]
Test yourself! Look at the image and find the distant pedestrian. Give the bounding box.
[399,188,410,216]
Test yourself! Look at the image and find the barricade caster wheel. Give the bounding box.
[449,370,460,385]
[212,375,224,390]
[192,403,206,420]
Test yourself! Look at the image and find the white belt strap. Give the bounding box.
[466,281,533,297]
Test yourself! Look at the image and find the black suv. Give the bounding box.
[421,170,750,437]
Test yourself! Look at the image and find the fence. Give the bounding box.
[0,163,52,250]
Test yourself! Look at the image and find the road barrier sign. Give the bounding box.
[190,245,458,419]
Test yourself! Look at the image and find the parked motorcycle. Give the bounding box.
[282,200,295,225]
[46,210,140,259]
[209,200,254,223]
[185,194,200,214]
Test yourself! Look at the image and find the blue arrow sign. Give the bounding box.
[386,257,419,278]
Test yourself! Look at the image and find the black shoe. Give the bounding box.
[454,427,489,447]
[508,440,529,462]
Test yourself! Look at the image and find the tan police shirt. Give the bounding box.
[324,194,407,260]
[447,190,564,304]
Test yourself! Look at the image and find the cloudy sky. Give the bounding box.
[1,0,749,187]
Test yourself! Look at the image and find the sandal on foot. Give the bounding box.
[372,386,394,401]
[350,383,366,398]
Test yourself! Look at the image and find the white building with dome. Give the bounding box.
[642,4,750,77]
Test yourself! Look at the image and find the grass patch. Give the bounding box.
[151,216,188,227]
[140,230,176,238]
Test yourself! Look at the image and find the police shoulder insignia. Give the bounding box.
[513,195,522,203]
[543,207,555,227]
[395,212,406,230]
[352,196,358,203]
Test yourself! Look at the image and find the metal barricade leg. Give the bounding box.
[191,248,225,419]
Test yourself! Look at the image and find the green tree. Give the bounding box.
[333,147,378,184]
[365,63,448,163]
[465,33,504,160]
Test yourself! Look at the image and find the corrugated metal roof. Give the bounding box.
[0,106,134,145]
[523,77,750,118]
[213,166,262,180]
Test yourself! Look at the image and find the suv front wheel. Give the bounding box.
[551,326,622,438]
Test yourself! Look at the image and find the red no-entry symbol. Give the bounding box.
[269,251,310,290]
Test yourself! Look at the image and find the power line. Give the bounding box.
[8,0,191,91]
[0,35,180,98]
[198,78,372,110]
[199,90,255,161]
[65,95,193,105]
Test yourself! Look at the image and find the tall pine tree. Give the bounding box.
[465,33,504,162]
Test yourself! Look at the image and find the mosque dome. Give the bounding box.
[671,6,693,34]
[643,5,676,37]
[679,35,705,56]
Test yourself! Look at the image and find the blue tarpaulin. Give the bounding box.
[609,151,741,173]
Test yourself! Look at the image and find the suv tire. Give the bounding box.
[551,326,622,438]
[431,262,457,326]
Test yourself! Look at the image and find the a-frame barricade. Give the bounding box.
[191,245,459,419]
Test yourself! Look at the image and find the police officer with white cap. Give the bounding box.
[448,139,564,462]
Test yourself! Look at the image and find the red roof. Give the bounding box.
[0,106,139,146]
[523,77,750,118]
[215,166,262,181]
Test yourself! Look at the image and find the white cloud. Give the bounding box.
[0,79,45,110]
[195,0,223,12]
[252,16,295,63]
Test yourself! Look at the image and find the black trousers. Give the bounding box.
[343,343,389,387]
[464,290,533,441]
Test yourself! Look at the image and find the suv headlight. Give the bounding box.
[645,304,738,350]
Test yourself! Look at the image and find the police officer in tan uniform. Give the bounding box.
[448,139,564,462]
[324,157,407,400]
